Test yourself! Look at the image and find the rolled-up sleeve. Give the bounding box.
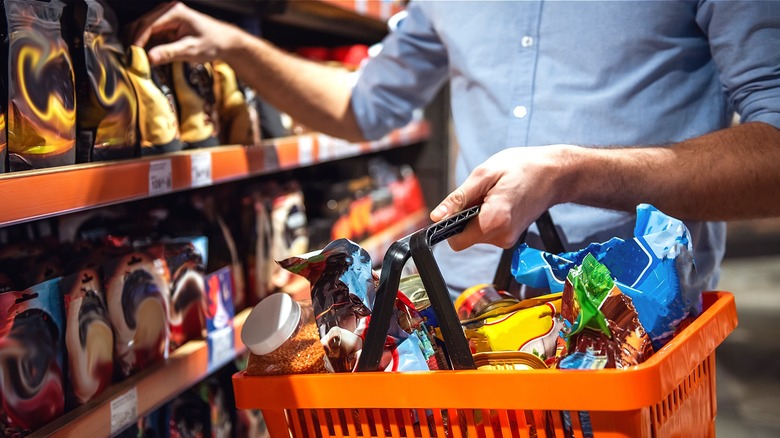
[350,2,449,140]
[697,1,780,129]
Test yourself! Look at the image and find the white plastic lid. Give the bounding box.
[241,293,301,356]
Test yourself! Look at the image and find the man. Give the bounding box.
[132,1,780,296]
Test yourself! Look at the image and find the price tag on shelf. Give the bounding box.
[148,159,173,195]
[208,325,235,372]
[317,134,332,162]
[190,151,212,187]
[355,0,368,14]
[110,387,138,435]
[298,135,314,166]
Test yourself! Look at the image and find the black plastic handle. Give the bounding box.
[357,206,481,371]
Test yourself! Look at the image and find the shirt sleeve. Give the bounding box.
[350,1,449,140]
[697,1,780,129]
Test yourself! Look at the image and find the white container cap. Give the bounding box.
[241,293,301,356]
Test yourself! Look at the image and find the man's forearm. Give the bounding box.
[566,121,780,220]
[220,29,365,142]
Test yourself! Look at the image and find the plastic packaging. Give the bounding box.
[242,293,326,376]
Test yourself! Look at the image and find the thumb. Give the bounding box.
[147,39,195,65]
[430,169,499,222]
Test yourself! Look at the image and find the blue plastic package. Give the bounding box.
[511,204,701,349]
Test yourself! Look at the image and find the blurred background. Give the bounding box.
[715,218,780,437]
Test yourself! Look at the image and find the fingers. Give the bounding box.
[129,1,187,49]
[146,37,197,65]
[429,167,500,222]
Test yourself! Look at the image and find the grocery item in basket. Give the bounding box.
[62,266,114,407]
[172,61,219,149]
[212,60,261,146]
[512,204,700,349]
[398,274,450,370]
[280,239,428,372]
[461,292,564,365]
[559,254,653,369]
[5,0,76,171]
[473,351,549,370]
[125,45,183,155]
[103,247,170,377]
[0,278,65,433]
[455,283,519,320]
[71,0,138,162]
[242,293,327,375]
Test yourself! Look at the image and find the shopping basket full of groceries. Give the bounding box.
[233,205,738,438]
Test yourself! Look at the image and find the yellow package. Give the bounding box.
[463,293,564,364]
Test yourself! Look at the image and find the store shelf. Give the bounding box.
[30,209,428,437]
[0,119,429,227]
[32,308,250,438]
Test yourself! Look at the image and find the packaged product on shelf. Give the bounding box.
[212,60,261,146]
[511,203,701,349]
[62,265,114,408]
[125,45,183,155]
[558,254,653,369]
[102,246,170,377]
[279,238,429,372]
[205,266,235,368]
[171,61,219,149]
[70,0,138,162]
[0,238,63,291]
[4,0,76,171]
[162,237,208,350]
[1,67,6,173]
[0,278,66,434]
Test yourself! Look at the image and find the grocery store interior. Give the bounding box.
[1,0,778,437]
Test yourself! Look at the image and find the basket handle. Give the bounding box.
[357,206,564,372]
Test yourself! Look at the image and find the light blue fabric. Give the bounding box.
[350,0,780,295]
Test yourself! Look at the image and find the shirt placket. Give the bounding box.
[506,2,542,147]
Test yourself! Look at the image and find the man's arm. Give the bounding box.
[130,2,365,141]
[432,121,780,251]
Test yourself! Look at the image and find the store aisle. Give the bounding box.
[715,255,780,438]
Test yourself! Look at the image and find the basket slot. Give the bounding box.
[288,409,306,438]
[330,408,345,437]
[415,409,432,438]
[316,409,332,437]
[431,409,447,437]
[357,409,372,437]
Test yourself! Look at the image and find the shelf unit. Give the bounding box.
[29,208,429,437]
[0,119,429,227]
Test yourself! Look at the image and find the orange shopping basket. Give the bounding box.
[233,207,738,438]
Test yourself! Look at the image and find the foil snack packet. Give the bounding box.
[0,278,65,434]
[172,61,219,149]
[5,0,76,171]
[212,60,261,146]
[512,204,700,349]
[280,238,428,373]
[62,265,114,408]
[559,254,653,369]
[71,0,138,162]
[162,237,208,350]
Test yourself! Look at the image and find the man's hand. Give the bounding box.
[129,1,242,65]
[430,145,574,251]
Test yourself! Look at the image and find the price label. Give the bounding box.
[208,325,235,372]
[317,134,332,162]
[298,135,314,166]
[110,387,138,435]
[355,0,368,14]
[148,159,173,195]
[190,152,212,187]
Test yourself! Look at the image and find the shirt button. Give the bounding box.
[513,105,528,119]
[521,36,534,47]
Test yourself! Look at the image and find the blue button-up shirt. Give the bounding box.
[351,0,780,294]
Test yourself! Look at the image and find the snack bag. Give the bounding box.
[212,60,261,146]
[559,254,653,369]
[172,61,219,149]
[461,292,564,366]
[0,278,66,434]
[71,0,138,162]
[62,266,114,408]
[512,204,700,349]
[5,0,76,171]
[102,246,170,377]
[280,239,428,372]
[125,45,182,155]
[162,237,208,350]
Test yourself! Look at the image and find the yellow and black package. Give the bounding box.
[212,60,261,146]
[461,292,564,367]
[125,45,182,156]
[71,0,138,162]
[171,61,219,149]
[4,0,76,171]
